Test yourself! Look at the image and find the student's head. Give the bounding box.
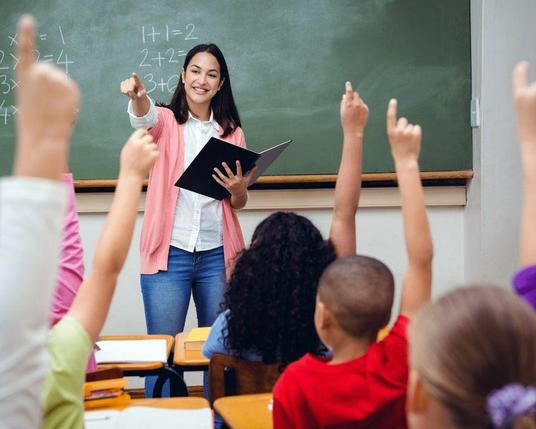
[222,211,336,366]
[315,255,394,345]
[165,43,240,136]
[408,285,536,429]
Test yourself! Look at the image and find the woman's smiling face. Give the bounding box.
[181,51,224,112]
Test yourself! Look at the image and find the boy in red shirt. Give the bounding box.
[273,98,433,429]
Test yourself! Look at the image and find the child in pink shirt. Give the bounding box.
[49,173,85,326]
[50,173,97,370]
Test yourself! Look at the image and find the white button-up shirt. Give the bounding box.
[128,98,223,252]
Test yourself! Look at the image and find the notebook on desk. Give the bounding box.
[84,407,212,429]
[95,340,167,364]
[175,138,292,200]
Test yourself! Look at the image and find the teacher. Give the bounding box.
[120,44,252,393]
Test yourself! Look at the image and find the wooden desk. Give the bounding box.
[214,393,273,429]
[173,332,210,371]
[113,397,209,410]
[97,335,174,371]
[96,335,187,397]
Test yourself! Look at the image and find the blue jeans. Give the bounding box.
[141,245,226,397]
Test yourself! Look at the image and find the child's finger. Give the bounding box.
[16,15,36,83]
[414,125,422,139]
[387,99,397,131]
[513,61,529,93]
[345,81,353,95]
[397,117,408,131]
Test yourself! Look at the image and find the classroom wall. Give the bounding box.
[75,0,536,387]
[465,0,536,285]
[79,205,465,338]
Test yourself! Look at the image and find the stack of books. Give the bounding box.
[84,378,131,410]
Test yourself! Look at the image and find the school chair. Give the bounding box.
[208,353,282,405]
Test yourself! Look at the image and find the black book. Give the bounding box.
[175,138,291,200]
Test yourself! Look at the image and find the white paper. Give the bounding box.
[84,408,213,429]
[95,339,167,363]
[84,410,120,429]
[117,407,213,429]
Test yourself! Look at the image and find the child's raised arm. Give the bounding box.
[329,81,369,256]
[13,16,79,181]
[387,99,433,317]
[513,62,536,267]
[67,129,158,342]
[0,15,80,428]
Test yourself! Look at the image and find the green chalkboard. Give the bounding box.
[0,0,471,179]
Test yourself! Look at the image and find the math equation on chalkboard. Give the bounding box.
[0,25,74,126]
[136,23,200,96]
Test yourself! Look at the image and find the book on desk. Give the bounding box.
[184,327,211,351]
[95,339,168,364]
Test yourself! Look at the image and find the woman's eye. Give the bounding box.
[191,69,200,74]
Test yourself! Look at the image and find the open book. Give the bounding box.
[84,407,213,429]
[176,138,292,200]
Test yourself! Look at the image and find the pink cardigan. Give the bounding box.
[141,107,245,276]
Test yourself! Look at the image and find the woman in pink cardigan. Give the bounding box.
[120,44,252,396]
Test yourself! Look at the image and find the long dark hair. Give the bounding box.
[222,212,336,367]
[158,43,241,137]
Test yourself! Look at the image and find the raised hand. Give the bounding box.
[340,81,369,136]
[513,62,536,156]
[386,99,422,164]
[119,129,159,179]
[120,73,147,100]
[14,15,80,180]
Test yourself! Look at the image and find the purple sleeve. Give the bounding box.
[513,265,536,311]
[49,173,85,325]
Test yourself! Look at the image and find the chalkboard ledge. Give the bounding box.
[73,170,473,192]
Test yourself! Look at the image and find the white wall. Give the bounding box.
[465,0,536,285]
[76,191,465,339]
